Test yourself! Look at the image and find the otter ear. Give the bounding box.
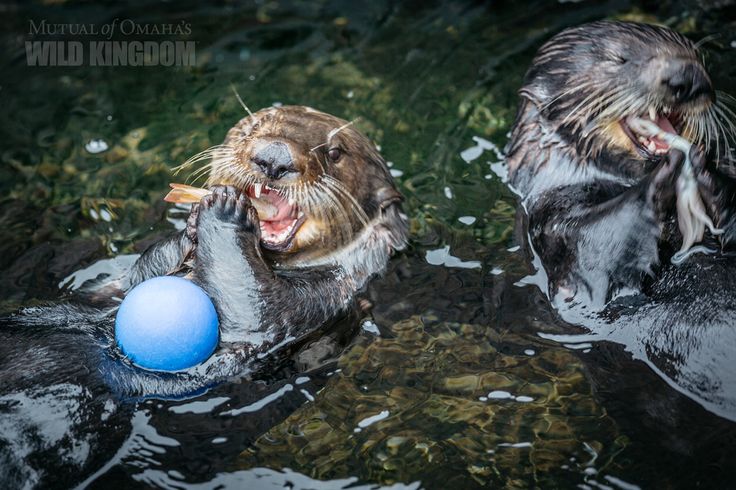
[375,186,403,212]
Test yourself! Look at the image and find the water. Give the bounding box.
[2,0,736,488]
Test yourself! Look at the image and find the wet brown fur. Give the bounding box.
[182,106,403,266]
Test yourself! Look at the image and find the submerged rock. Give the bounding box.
[236,316,626,488]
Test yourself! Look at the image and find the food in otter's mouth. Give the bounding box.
[621,110,682,157]
[165,183,306,249]
[627,117,723,263]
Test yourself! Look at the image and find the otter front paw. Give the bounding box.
[648,149,683,219]
[186,204,200,243]
[196,185,260,236]
[692,145,726,220]
[691,147,736,249]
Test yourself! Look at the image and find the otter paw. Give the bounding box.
[197,185,259,233]
[647,149,683,216]
[186,204,200,243]
[691,145,721,212]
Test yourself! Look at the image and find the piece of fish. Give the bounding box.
[164,183,279,220]
[627,117,723,263]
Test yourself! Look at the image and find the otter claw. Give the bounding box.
[197,185,258,234]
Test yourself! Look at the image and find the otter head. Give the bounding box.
[193,105,407,266]
[520,21,735,175]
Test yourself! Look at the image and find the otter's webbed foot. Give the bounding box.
[191,185,271,343]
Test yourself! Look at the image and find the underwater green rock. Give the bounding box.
[237,316,626,488]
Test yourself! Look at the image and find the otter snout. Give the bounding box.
[251,141,297,180]
[655,58,715,105]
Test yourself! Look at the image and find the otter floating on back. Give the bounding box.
[507,20,736,304]
[3,105,408,397]
[0,106,409,486]
[505,21,736,420]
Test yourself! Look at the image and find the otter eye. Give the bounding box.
[327,147,342,162]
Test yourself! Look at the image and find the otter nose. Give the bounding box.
[662,61,715,104]
[252,142,296,180]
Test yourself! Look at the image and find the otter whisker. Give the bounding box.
[327,118,360,142]
[694,33,720,49]
[189,163,216,184]
[712,103,736,163]
[174,145,236,174]
[315,182,354,242]
[592,91,637,126]
[538,81,595,112]
[230,84,254,118]
[714,100,736,139]
[561,90,607,126]
[710,106,730,162]
[321,175,370,226]
[718,91,736,106]
[297,178,362,244]
[700,109,718,160]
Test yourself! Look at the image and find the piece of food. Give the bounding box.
[164,183,279,220]
[627,117,723,262]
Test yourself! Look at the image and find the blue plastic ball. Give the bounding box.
[115,276,219,371]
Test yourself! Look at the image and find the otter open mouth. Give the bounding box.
[621,110,683,158]
[247,183,305,251]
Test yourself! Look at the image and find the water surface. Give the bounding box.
[1,1,736,488]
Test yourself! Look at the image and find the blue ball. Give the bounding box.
[115,276,219,371]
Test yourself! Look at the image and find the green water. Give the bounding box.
[1,1,736,488]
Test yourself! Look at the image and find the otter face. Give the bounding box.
[521,21,735,171]
[187,106,405,264]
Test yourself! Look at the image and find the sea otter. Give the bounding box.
[0,105,407,486]
[1,105,408,397]
[505,21,736,419]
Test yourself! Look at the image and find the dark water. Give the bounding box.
[1,0,736,488]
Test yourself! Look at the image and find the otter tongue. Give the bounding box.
[655,115,676,134]
[257,190,296,223]
[653,115,677,151]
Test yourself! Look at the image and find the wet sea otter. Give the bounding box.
[0,105,407,485]
[1,105,408,397]
[505,21,736,419]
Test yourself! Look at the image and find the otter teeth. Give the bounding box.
[648,106,657,122]
[254,183,263,198]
